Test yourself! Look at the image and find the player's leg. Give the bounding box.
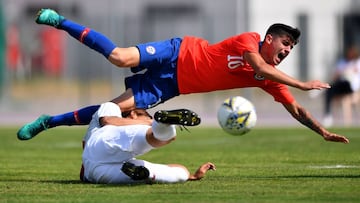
[89,160,189,184]
[49,105,99,126]
[17,105,99,140]
[83,162,147,184]
[127,108,201,150]
[145,163,190,183]
[147,121,176,148]
[144,109,201,148]
[121,161,150,181]
[86,161,150,184]
[121,160,190,184]
[17,88,137,141]
[119,111,200,183]
[323,80,352,127]
[323,87,335,127]
[35,8,140,68]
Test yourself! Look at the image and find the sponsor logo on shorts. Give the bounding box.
[146,46,156,55]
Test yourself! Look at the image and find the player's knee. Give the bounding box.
[108,48,124,66]
[152,122,176,142]
[109,47,140,67]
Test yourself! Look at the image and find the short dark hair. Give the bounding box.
[121,108,152,119]
[266,23,301,45]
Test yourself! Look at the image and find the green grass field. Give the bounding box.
[0,126,359,203]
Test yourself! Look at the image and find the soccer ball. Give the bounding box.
[217,96,257,135]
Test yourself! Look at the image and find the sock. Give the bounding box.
[48,105,100,128]
[58,19,117,58]
[151,122,176,141]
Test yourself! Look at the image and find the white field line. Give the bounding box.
[308,165,360,169]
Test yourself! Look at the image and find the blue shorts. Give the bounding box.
[125,37,182,109]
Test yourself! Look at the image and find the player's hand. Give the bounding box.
[190,162,216,180]
[300,80,331,90]
[323,132,349,143]
[200,162,216,171]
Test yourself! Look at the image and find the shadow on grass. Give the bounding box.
[40,173,360,186]
[1,178,154,187]
[39,179,152,187]
[4,174,358,186]
[40,180,85,184]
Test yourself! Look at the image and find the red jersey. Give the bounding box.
[177,32,295,104]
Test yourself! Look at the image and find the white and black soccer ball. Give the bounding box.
[217,96,257,136]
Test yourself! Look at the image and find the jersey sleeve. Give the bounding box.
[97,102,123,118]
[262,81,295,104]
[83,102,122,143]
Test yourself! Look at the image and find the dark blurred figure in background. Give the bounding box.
[323,46,360,127]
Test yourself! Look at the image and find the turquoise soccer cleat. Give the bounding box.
[17,115,51,140]
[35,8,65,27]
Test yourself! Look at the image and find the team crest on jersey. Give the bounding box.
[254,73,265,81]
[146,46,156,55]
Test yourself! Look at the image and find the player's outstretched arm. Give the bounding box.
[300,80,331,91]
[244,52,330,91]
[188,162,216,181]
[99,116,152,127]
[282,101,349,143]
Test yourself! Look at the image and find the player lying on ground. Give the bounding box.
[17,9,349,144]
[81,102,215,184]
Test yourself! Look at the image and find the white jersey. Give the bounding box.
[82,102,152,183]
[83,102,123,143]
[82,124,154,182]
[82,102,188,184]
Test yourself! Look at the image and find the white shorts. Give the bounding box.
[82,102,187,184]
[82,124,154,183]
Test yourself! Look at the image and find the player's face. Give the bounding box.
[267,34,294,65]
[136,114,152,121]
[128,109,152,121]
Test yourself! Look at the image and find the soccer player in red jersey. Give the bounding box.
[17,8,349,144]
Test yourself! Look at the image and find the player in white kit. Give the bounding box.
[81,102,215,184]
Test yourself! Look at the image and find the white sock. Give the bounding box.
[152,121,176,141]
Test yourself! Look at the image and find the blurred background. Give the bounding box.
[1,0,360,127]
